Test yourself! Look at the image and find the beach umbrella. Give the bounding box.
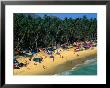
[32,50,37,54]
[48,47,53,51]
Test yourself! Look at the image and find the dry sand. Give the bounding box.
[13,47,97,75]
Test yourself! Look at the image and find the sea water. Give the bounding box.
[57,58,97,75]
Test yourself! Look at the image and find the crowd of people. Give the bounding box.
[73,40,97,52]
[13,39,97,69]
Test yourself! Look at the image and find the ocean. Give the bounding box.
[57,58,97,75]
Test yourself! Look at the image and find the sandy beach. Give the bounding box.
[13,47,97,75]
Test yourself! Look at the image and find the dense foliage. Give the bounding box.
[14,13,97,51]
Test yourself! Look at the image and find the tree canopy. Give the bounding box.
[14,13,97,50]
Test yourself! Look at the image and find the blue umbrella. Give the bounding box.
[32,50,37,54]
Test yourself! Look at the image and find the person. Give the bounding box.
[43,65,46,69]
[56,50,60,55]
[19,63,24,67]
[77,54,79,56]
[29,58,31,61]
[75,46,80,52]
[50,55,54,62]
[13,63,20,69]
[48,50,52,55]
[34,62,37,65]
[56,50,61,57]
[24,60,29,67]
[39,57,43,63]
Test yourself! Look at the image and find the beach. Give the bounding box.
[14,47,97,75]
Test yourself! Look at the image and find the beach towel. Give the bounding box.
[33,58,42,63]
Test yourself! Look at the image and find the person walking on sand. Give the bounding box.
[61,55,64,58]
[43,65,46,69]
[50,55,54,62]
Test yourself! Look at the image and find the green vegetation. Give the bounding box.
[14,13,97,51]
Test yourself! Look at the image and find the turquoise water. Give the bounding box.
[58,58,97,75]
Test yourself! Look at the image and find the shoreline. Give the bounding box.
[57,58,97,75]
[53,55,97,75]
[14,47,97,75]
